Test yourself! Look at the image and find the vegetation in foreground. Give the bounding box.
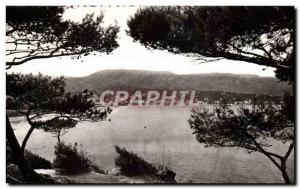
[7,147,55,184]
[189,96,294,184]
[128,6,294,83]
[6,5,119,182]
[114,145,177,183]
[7,143,176,184]
[6,6,295,184]
[24,150,52,169]
[53,142,104,175]
[115,145,158,176]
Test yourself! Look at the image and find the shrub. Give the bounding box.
[24,150,52,169]
[114,145,158,176]
[53,142,94,174]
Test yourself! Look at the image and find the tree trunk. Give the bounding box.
[57,131,61,153]
[57,130,61,144]
[280,143,294,184]
[246,130,294,184]
[20,110,36,154]
[6,114,40,183]
[280,165,291,184]
[21,125,35,154]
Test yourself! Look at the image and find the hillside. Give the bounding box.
[65,69,292,96]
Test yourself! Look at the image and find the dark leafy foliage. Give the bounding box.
[39,117,77,133]
[128,6,295,82]
[53,142,97,174]
[114,145,158,176]
[6,7,65,35]
[188,95,295,183]
[7,73,112,122]
[6,6,120,68]
[5,6,118,183]
[7,73,65,111]
[24,150,52,169]
[7,73,112,152]
[188,97,294,149]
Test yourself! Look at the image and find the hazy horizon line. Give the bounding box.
[9,68,277,78]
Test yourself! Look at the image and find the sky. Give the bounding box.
[7,6,276,77]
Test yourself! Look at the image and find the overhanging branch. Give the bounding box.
[6,52,79,67]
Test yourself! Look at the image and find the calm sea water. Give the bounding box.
[10,106,294,183]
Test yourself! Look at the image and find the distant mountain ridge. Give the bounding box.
[65,69,292,95]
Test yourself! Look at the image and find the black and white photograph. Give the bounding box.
[4,2,296,185]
